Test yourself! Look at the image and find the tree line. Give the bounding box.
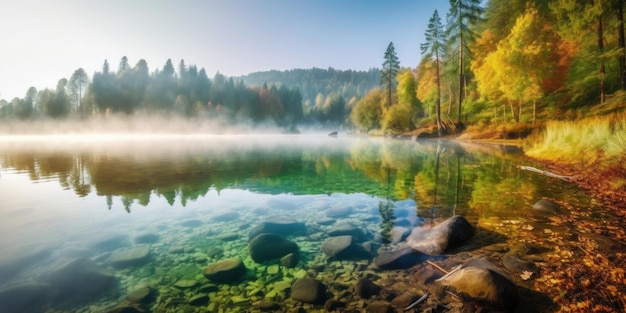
[351,0,626,136]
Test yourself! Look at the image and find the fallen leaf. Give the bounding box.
[520,270,534,280]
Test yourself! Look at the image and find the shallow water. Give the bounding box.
[0,135,623,312]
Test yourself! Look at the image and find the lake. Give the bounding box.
[0,134,624,313]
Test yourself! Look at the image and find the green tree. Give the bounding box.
[350,88,385,132]
[421,10,446,136]
[68,68,89,115]
[381,42,400,108]
[446,0,484,122]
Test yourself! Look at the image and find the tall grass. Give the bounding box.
[526,113,626,166]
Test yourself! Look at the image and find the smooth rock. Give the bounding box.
[374,247,424,270]
[324,299,347,311]
[355,278,382,299]
[125,287,152,303]
[256,300,281,311]
[133,233,159,244]
[326,206,354,218]
[202,257,247,284]
[248,234,299,263]
[189,294,209,306]
[327,222,365,241]
[248,216,306,240]
[366,300,392,313]
[167,245,185,254]
[174,279,198,289]
[390,226,410,243]
[181,219,203,227]
[321,235,370,260]
[0,282,52,313]
[280,252,299,268]
[46,258,115,303]
[92,235,130,251]
[217,232,239,241]
[502,254,537,274]
[406,215,474,255]
[108,246,150,267]
[390,292,421,308]
[290,278,326,304]
[105,304,144,313]
[438,258,519,312]
[532,199,561,215]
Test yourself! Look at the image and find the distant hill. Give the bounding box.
[235,67,381,106]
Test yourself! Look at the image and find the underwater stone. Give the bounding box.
[255,300,281,311]
[213,212,240,222]
[133,233,159,244]
[173,279,198,289]
[247,216,306,240]
[406,215,475,255]
[188,294,209,306]
[0,282,53,313]
[390,292,422,309]
[125,287,152,303]
[354,278,382,299]
[374,247,424,270]
[321,235,352,258]
[280,252,299,268]
[290,278,326,304]
[202,257,247,284]
[108,246,151,268]
[248,234,299,263]
[327,222,365,241]
[532,199,561,215]
[326,206,354,218]
[366,300,393,313]
[217,232,240,241]
[46,258,115,304]
[438,257,519,312]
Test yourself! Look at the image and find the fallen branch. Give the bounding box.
[404,293,429,311]
[425,260,449,274]
[519,166,575,182]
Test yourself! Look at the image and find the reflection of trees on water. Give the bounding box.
[0,139,570,215]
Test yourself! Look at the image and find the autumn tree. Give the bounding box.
[446,0,484,122]
[421,10,446,136]
[350,88,385,132]
[381,42,400,108]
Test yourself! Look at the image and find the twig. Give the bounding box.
[403,293,429,311]
[445,290,462,301]
[519,166,575,182]
[425,260,449,274]
[577,245,592,257]
[435,265,462,282]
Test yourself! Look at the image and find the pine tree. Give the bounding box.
[380,42,400,108]
[421,10,446,136]
[446,0,484,122]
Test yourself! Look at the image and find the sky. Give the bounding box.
[0,0,450,101]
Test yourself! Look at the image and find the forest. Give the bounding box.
[1,0,626,135]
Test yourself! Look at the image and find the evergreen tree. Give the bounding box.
[380,42,400,108]
[421,10,446,136]
[446,0,484,122]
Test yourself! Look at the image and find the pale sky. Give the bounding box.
[0,0,450,101]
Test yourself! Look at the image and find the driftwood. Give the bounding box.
[404,293,429,311]
[519,166,575,182]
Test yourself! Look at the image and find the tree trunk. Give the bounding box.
[598,16,606,105]
[435,53,442,136]
[617,0,626,89]
[458,32,464,123]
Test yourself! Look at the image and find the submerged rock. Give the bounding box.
[248,233,299,263]
[0,282,52,313]
[213,212,240,222]
[354,278,382,299]
[321,235,370,260]
[280,252,299,268]
[366,300,392,313]
[248,216,306,240]
[203,257,247,284]
[374,247,425,270]
[438,258,519,312]
[406,215,474,255]
[290,277,327,303]
[327,222,365,241]
[108,246,150,268]
[46,258,115,305]
[532,199,561,215]
[133,233,159,244]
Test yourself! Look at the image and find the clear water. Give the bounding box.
[0,135,623,312]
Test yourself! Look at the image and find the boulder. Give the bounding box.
[532,199,561,215]
[406,215,474,255]
[0,282,52,313]
[390,226,410,243]
[248,216,306,240]
[321,235,370,260]
[46,258,115,304]
[327,222,365,241]
[290,278,326,303]
[108,246,150,268]
[438,258,519,312]
[203,257,247,284]
[248,234,299,263]
[354,278,382,299]
[374,247,425,270]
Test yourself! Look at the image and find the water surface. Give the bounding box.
[0,135,623,312]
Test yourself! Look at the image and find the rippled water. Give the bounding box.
[0,134,623,312]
